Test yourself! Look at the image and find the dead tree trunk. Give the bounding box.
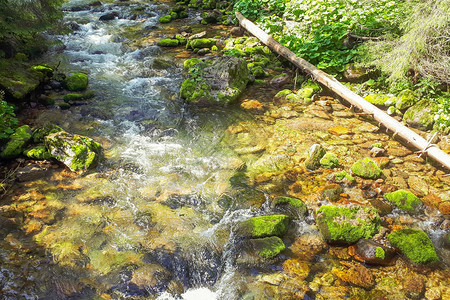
[236,11,450,171]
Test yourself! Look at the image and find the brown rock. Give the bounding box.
[230,26,244,37]
[403,274,425,299]
[270,74,290,87]
[438,201,450,215]
[332,261,374,288]
[241,99,264,112]
[407,176,429,196]
[328,126,351,135]
[351,239,396,265]
[282,258,310,280]
[290,234,327,261]
[421,194,442,209]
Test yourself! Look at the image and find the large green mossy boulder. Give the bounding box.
[403,99,436,130]
[384,189,422,213]
[248,236,286,259]
[0,59,43,99]
[272,196,307,219]
[32,123,63,143]
[65,73,88,91]
[351,157,382,179]
[186,38,216,50]
[180,56,249,106]
[238,215,289,238]
[388,228,439,264]
[45,131,102,173]
[0,125,32,159]
[305,144,326,170]
[316,204,381,244]
[23,145,53,160]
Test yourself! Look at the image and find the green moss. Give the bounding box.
[183,58,203,69]
[31,64,53,77]
[187,38,216,50]
[364,94,393,106]
[316,204,381,244]
[250,236,286,259]
[65,73,88,91]
[239,214,289,238]
[157,39,179,47]
[305,144,326,170]
[384,189,422,213]
[32,123,63,143]
[63,93,84,102]
[23,145,53,160]
[180,78,209,102]
[0,59,43,99]
[159,15,172,23]
[351,157,382,179]
[333,170,355,182]
[320,153,339,169]
[175,34,187,45]
[0,125,32,159]
[375,247,385,259]
[275,89,292,98]
[251,66,267,78]
[297,80,322,99]
[387,228,439,264]
[395,89,417,110]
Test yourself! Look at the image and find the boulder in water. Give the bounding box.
[304,144,326,170]
[45,131,102,173]
[350,239,396,265]
[180,56,249,106]
[65,73,88,91]
[238,214,289,238]
[351,157,382,179]
[384,189,422,213]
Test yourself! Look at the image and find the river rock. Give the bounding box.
[320,153,339,168]
[65,73,88,91]
[15,163,53,182]
[99,12,118,21]
[230,26,245,37]
[304,144,326,170]
[0,125,32,159]
[180,56,249,106]
[395,89,418,110]
[320,184,343,202]
[45,131,102,173]
[403,99,436,130]
[247,236,286,259]
[350,239,396,265]
[387,228,439,264]
[238,215,289,238]
[332,261,374,288]
[272,196,307,219]
[315,204,381,244]
[290,234,327,261]
[351,157,382,179]
[384,189,422,213]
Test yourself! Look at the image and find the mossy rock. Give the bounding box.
[151,58,174,70]
[45,131,102,173]
[321,184,343,202]
[364,94,394,107]
[384,189,422,213]
[351,157,382,179]
[186,38,216,50]
[320,153,339,169]
[0,59,42,99]
[248,236,286,259]
[175,34,187,45]
[250,66,267,78]
[23,145,53,160]
[305,144,326,170]
[63,93,84,102]
[272,196,307,219]
[159,15,172,23]
[32,123,63,143]
[316,204,381,244]
[333,170,355,182]
[157,39,179,47]
[403,99,436,130]
[395,89,418,110]
[297,80,321,99]
[183,58,203,69]
[0,125,32,159]
[31,64,53,77]
[65,73,88,91]
[387,228,439,264]
[238,214,289,238]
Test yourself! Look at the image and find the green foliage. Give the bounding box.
[233,0,286,20]
[0,92,18,140]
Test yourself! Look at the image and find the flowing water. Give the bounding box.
[1,0,449,299]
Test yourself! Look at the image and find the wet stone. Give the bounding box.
[350,239,396,265]
[332,261,374,288]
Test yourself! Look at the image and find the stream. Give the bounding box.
[0,0,449,299]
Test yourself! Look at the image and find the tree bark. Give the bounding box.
[236,11,450,171]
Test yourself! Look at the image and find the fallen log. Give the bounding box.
[235,11,450,171]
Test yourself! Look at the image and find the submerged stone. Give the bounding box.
[238,214,289,238]
[351,157,382,179]
[272,196,308,219]
[351,239,396,265]
[316,204,381,244]
[320,153,339,169]
[384,189,422,213]
[387,228,439,264]
[45,131,102,173]
[65,73,88,91]
[0,125,32,159]
[248,236,286,259]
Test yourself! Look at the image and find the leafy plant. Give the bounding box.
[0,91,18,140]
